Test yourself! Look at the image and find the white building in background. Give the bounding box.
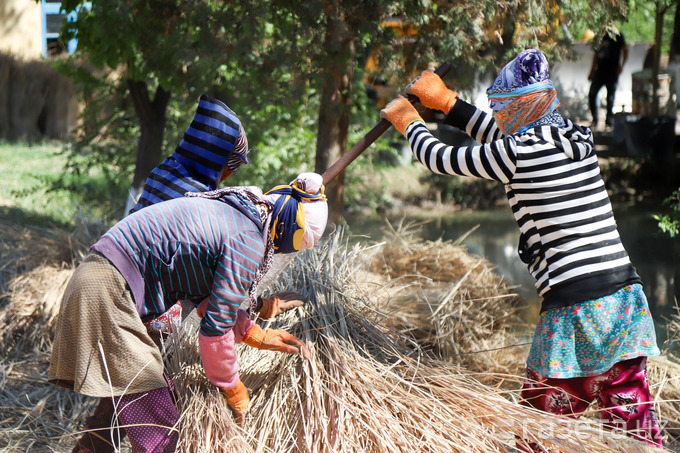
[467,42,654,123]
[0,0,82,60]
[0,0,42,59]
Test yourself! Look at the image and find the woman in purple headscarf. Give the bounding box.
[380,49,662,449]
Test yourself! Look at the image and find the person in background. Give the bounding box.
[50,173,328,453]
[588,29,629,128]
[379,49,662,450]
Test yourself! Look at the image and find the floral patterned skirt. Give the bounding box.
[526,284,660,379]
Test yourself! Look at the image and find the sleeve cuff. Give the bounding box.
[404,119,426,136]
[233,309,256,343]
[198,331,240,389]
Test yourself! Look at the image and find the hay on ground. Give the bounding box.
[367,220,526,375]
[0,222,676,452]
[163,230,660,452]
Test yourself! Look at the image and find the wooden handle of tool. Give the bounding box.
[321,62,451,185]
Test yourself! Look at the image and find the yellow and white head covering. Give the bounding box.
[264,172,328,253]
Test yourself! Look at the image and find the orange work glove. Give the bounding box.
[242,324,310,359]
[222,380,249,428]
[405,70,458,114]
[379,95,424,135]
[258,291,305,319]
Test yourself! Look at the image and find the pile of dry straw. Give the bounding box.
[0,218,679,452]
[0,52,78,141]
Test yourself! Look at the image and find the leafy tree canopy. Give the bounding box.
[55,0,645,213]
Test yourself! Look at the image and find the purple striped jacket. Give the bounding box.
[92,193,267,337]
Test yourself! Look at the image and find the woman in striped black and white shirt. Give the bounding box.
[380,49,662,448]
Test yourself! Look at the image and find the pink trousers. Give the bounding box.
[519,356,662,449]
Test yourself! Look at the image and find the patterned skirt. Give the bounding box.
[526,284,660,379]
[49,253,167,397]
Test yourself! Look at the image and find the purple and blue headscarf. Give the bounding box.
[486,49,561,135]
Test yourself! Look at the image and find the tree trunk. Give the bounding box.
[315,3,356,226]
[124,80,171,213]
[497,5,517,61]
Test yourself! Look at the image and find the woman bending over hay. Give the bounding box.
[49,173,327,452]
[381,49,662,450]
[129,94,308,344]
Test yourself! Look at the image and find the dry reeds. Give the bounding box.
[163,229,661,452]
[367,220,526,375]
[0,221,677,452]
[0,216,107,452]
[0,216,106,358]
[650,303,680,447]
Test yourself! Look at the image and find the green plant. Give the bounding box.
[655,188,680,237]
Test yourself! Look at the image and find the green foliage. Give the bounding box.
[418,173,506,209]
[564,0,674,50]
[655,188,680,237]
[342,124,404,211]
[52,0,646,216]
[52,66,197,189]
[228,115,318,191]
[60,0,269,93]
[229,86,398,193]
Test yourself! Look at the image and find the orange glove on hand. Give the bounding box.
[379,95,423,135]
[242,324,311,359]
[405,70,458,114]
[258,291,305,319]
[222,380,249,428]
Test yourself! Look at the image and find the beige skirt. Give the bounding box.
[49,253,167,397]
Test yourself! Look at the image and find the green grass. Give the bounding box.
[0,141,127,228]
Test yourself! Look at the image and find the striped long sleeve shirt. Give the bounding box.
[406,100,641,312]
[92,193,267,337]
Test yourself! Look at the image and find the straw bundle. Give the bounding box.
[8,59,48,141]
[366,221,526,374]
[163,230,658,452]
[0,220,673,451]
[0,216,109,452]
[0,52,78,141]
[0,217,105,358]
[43,70,78,140]
[0,53,12,138]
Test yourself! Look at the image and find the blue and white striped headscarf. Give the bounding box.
[129,95,249,214]
[172,94,249,183]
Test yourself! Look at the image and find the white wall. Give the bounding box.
[553,42,652,116]
[467,42,654,121]
[0,0,42,59]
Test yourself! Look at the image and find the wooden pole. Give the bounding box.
[321,62,451,185]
